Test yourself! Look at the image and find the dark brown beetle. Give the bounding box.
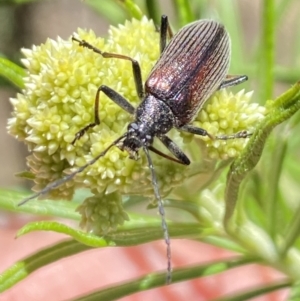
[20,15,249,283]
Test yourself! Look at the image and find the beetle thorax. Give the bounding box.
[118,94,176,160]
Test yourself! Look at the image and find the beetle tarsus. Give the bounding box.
[215,130,252,140]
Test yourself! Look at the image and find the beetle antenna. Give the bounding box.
[18,134,126,206]
[143,146,172,284]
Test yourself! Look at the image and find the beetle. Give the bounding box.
[19,15,249,283]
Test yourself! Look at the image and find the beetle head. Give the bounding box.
[118,122,154,160]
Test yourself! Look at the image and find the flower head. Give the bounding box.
[193,89,266,159]
[77,192,129,235]
[8,16,265,206]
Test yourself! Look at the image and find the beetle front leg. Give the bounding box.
[159,135,190,165]
[72,37,144,99]
[72,85,135,145]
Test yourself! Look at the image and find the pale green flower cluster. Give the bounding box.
[8,16,265,231]
[193,89,266,159]
[76,192,129,234]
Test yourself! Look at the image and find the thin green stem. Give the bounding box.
[0,58,25,89]
[280,202,300,257]
[217,1,243,73]
[266,135,288,239]
[120,0,143,20]
[258,0,275,101]
[17,221,110,247]
[71,257,257,301]
[213,280,292,301]
[0,240,91,292]
[0,189,80,220]
[172,0,194,27]
[145,0,161,25]
[16,220,205,246]
[224,82,300,225]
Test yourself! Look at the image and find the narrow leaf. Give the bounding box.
[0,239,91,292]
[0,189,80,220]
[70,257,257,301]
[16,220,205,247]
[17,221,110,247]
[288,280,300,301]
[213,280,291,301]
[0,57,25,89]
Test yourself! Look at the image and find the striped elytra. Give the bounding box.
[146,20,230,125]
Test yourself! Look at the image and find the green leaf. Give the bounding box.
[87,0,127,24]
[70,257,256,301]
[288,280,300,301]
[172,0,194,27]
[145,0,161,25]
[279,202,300,257]
[213,280,291,301]
[119,0,143,20]
[0,189,80,220]
[258,0,275,102]
[16,220,205,246]
[217,1,244,74]
[1,220,250,295]
[0,239,92,292]
[17,221,110,247]
[0,57,25,89]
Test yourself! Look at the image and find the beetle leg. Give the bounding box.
[148,145,187,165]
[72,37,144,99]
[215,130,252,140]
[179,124,252,141]
[158,135,190,165]
[72,85,135,145]
[179,124,214,139]
[219,74,248,89]
[160,15,173,54]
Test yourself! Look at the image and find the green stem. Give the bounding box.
[121,0,143,20]
[16,220,205,246]
[17,221,110,247]
[172,0,194,27]
[0,189,80,220]
[0,58,25,89]
[266,134,288,239]
[71,257,257,301]
[213,280,292,301]
[224,82,300,225]
[259,0,275,101]
[0,240,92,292]
[145,0,161,25]
[280,202,300,257]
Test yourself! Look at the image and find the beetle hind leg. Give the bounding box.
[215,130,252,140]
[179,124,252,141]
